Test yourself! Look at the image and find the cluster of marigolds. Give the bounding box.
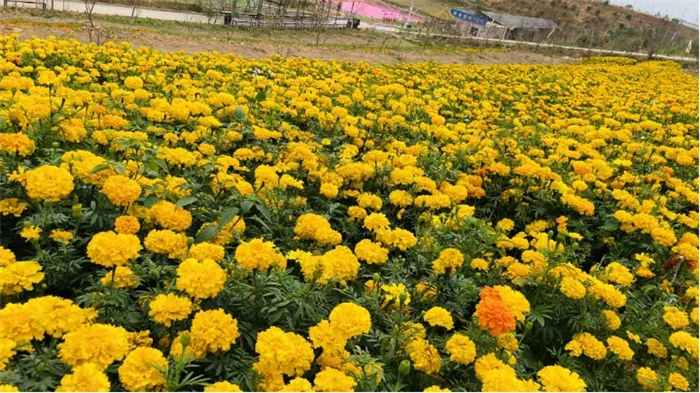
[0,35,697,392]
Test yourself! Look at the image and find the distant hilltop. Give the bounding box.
[382,0,698,36]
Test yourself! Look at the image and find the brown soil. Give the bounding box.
[0,11,573,65]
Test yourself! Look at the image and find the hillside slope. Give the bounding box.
[385,0,697,38]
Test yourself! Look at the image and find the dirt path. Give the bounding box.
[0,10,574,65]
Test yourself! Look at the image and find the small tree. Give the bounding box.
[309,0,329,46]
[127,0,141,20]
[83,0,98,29]
[83,0,105,43]
[639,20,678,59]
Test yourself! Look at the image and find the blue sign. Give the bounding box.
[450,9,488,26]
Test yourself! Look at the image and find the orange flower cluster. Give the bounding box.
[474,287,516,336]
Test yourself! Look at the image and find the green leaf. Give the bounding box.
[89,163,111,174]
[175,196,198,209]
[255,202,272,223]
[255,90,266,103]
[240,200,254,214]
[218,207,239,229]
[234,107,246,122]
[144,196,160,208]
[196,225,219,243]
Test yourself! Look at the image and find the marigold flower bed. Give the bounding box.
[0,36,698,392]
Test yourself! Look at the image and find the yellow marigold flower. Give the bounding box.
[115,215,140,234]
[406,337,441,374]
[389,190,413,207]
[636,367,658,390]
[607,336,634,361]
[309,320,344,351]
[602,310,621,330]
[645,338,667,358]
[259,373,285,392]
[342,361,382,383]
[668,372,689,391]
[537,365,586,392]
[24,165,74,201]
[601,262,635,287]
[235,238,286,271]
[123,76,143,90]
[0,198,29,217]
[445,333,477,365]
[480,366,537,392]
[663,306,690,330]
[691,307,698,324]
[148,293,192,326]
[205,382,242,392]
[148,201,192,231]
[497,333,519,351]
[423,307,454,330]
[470,257,489,271]
[416,282,437,300]
[354,239,389,264]
[329,302,371,340]
[588,280,627,308]
[197,143,216,156]
[190,309,239,356]
[23,296,97,339]
[320,183,339,199]
[0,247,15,267]
[56,363,110,392]
[20,225,41,241]
[253,326,315,377]
[0,385,18,392]
[127,330,153,350]
[376,228,417,251]
[144,229,187,257]
[494,285,530,322]
[100,265,139,288]
[294,213,342,246]
[102,175,141,207]
[0,133,35,156]
[381,283,410,308]
[474,353,510,381]
[363,212,390,231]
[651,227,677,247]
[189,242,225,262]
[555,216,569,231]
[314,367,357,392]
[58,324,131,369]
[560,277,586,299]
[669,331,699,358]
[497,218,515,232]
[565,333,607,360]
[0,260,44,296]
[87,231,142,267]
[676,356,689,370]
[626,331,641,344]
[318,246,360,285]
[424,386,450,392]
[118,347,167,392]
[176,258,226,299]
[49,229,73,244]
[432,248,464,275]
[357,193,383,211]
[0,339,16,371]
[347,206,367,221]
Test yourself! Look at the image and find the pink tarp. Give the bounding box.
[340,1,424,23]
